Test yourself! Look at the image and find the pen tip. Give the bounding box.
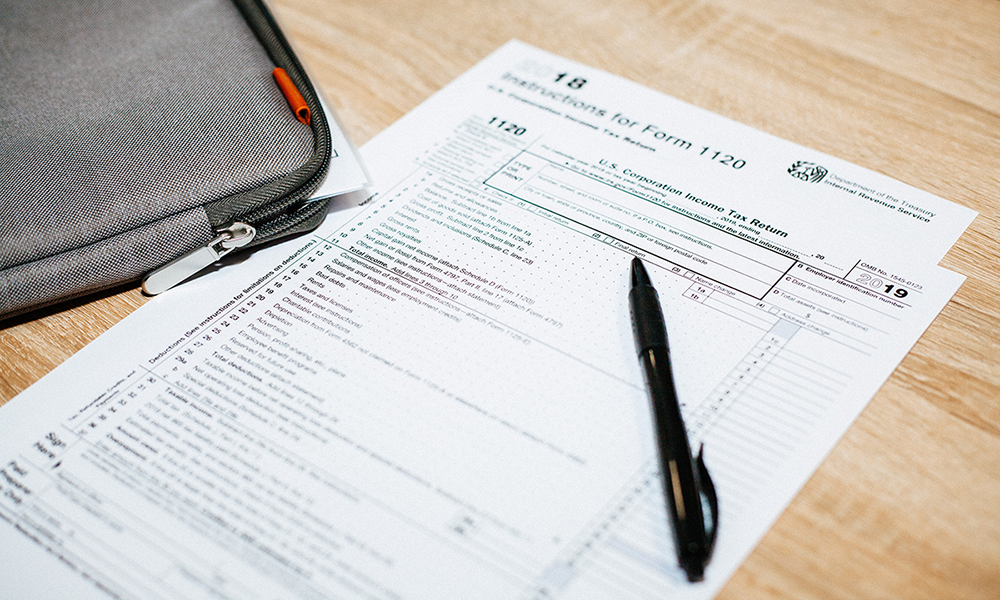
[630,257,651,288]
[685,564,705,582]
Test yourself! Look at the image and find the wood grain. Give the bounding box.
[2,0,998,598]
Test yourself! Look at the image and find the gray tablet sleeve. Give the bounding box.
[0,0,332,319]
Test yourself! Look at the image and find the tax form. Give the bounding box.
[0,41,976,600]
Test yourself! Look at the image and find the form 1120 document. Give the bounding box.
[0,41,976,600]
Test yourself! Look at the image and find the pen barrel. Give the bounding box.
[628,286,669,352]
[629,263,711,580]
[640,346,710,580]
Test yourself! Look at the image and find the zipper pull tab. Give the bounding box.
[142,222,256,295]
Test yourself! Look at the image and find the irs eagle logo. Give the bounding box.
[788,161,828,183]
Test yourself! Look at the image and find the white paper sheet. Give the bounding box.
[0,41,975,600]
[311,96,371,199]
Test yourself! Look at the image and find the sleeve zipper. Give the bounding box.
[141,222,256,295]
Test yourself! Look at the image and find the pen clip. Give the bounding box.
[695,444,719,556]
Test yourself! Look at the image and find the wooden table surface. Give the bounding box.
[2,0,998,598]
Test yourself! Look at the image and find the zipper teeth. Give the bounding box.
[243,169,326,236]
[249,193,321,240]
[227,0,332,242]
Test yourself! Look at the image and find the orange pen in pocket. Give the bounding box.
[272,67,311,126]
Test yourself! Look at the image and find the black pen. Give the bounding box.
[627,257,718,582]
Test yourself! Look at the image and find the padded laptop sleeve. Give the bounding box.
[0,0,332,319]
